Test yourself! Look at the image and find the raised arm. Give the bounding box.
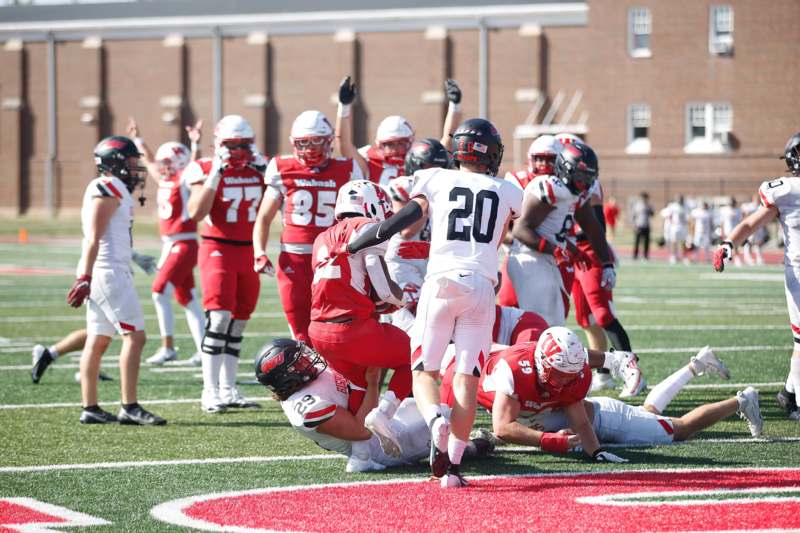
[440,79,463,150]
[335,76,369,176]
[186,119,203,162]
[127,117,160,184]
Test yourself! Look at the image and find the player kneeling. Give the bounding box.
[255,339,494,473]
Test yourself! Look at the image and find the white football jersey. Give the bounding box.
[759,176,800,267]
[281,368,352,456]
[690,207,712,241]
[411,167,522,284]
[514,174,589,252]
[78,176,134,274]
[661,202,688,229]
[718,204,742,237]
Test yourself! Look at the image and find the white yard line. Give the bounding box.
[635,345,792,354]
[0,311,287,323]
[0,396,273,410]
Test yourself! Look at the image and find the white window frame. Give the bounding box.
[684,102,733,154]
[709,5,734,55]
[628,7,652,58]
[626,103,651,154]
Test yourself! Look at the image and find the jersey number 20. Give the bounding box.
[446,187,499,243]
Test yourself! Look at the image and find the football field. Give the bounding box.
[1,221,799,531]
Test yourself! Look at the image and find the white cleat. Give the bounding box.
[440,465,468,488]
[590,371,616,393]
[345,455,386,473]
[737,387,763,437]
[201,389,228,414]
[146,347,178,366]
[221,387,260,409]
[616,352,647,398]
[691,346,731,380]
[365,408,403,458]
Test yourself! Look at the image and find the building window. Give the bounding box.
[685,102,733,154]
[628,7,652,58]
[709,5,734,55]
[627,104,651,154]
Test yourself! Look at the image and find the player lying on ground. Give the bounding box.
[254,339,495,473]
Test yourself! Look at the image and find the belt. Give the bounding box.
[201,236,253,246]
[317,316,354,324]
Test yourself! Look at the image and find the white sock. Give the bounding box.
[378,391,399,418]
[787,356,800,394]
[422,404,442,428]
[48,345,60,359]
[184,294,205,353]
[152,283,175,338]
[201,353,223,391]
[351,440,370,461]
[220,354,239,391]
[644,365,694,413]
[431,416,450,453]
[448,436,468,466]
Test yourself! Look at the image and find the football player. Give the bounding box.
[440,327,627,462]
[335,76,462,186]
[741,193,767,266]
[67,136,165,425]
[347,118,523,487]
[308,180,412,457]
[127,117,206,366]
[689,200,713,263]
[253,110,363,344]
[525,347,762,445]
[714,132,800,422]
[255,339,494,473]
[510,142,614,328]
[660,195,689,264]
[186,115,266,413]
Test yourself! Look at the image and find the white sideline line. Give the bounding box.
[0,454,339,474]
[683,381,784,390]
[625,325,789,331]
[5,437,799,475]
[636,345,792,354]
[0,331,291,344]
[0,311,287,323]
[0,396,273,410]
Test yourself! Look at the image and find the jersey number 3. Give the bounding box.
[446,187,499,243]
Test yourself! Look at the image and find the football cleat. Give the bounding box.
[365,408,403,458]
[201,389,228,414]
[345,455,387,473]
[615,352,647,398]
[736,387,763,437]
[31,344,54,384]
[691,346,731,379]
[118,404,167,426]
[73,371,114,383]
[429,415,451,478]
[221,387,260,409]
[776,388,799,420]
[146,347,178,366]
[440,464,468,488]
[590,371,616,393]
[79,407,118,424]
[186,352,203,366]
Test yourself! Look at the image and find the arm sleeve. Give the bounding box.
[592,204,607,233]
[347,200,424,253]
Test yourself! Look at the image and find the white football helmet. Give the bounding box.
[214,114,255,169]
[375,115,415,166]
[155,141,191,177]
[387,176,415,204]
[290,110,334,169]
[534,327,587,392]
[335,180,393,222]
[527,134,560,176]
[554,132,583,147]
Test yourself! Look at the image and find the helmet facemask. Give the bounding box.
[220,138,255,170]
[292,135,333,169]
[528,153,556,176]
[379,138,412,166]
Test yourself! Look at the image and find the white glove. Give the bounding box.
[131,251,157,275]
[254,254,275,276]
[600,264,616,289]
[592,448,628,463]
[206,145,231,191]
[248,149,268,173]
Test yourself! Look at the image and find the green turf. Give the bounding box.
[1,219,799,531]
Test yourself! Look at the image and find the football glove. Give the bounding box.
[67,275,92,308]
[339,75,357,105]
[713,240,733,272]
[445,78,462,104]
[254,254,275,276]
[131,251,157,275]
[600,263,616,289]
[592,448,628,463]
[206,145,231,191]
[396,241,431,260]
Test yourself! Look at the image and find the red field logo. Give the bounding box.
[0,497,109,532]
[150,467,800,532]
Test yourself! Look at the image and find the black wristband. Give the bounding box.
[592,448,606,459]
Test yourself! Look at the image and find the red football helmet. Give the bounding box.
[376,115,415,166]
[290,110,334,169]
[534,327,587,393]
[155,142,191,177]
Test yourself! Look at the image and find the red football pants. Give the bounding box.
[198,239,260,320]
[276,251,313,343]
[152,239,198,306]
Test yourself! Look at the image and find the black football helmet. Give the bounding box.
[94,136,145,193]
[254,339,326,401]
[451,118,504,176]
[404,138,452,175]
[554,142,598,195]
[781,132,800,176]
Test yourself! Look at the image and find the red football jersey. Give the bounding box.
[156,170,197,237]
[184,158,265,242]
[492,305,549,345]
[310,217,379,321]
[360,145,400,186]
[265,155,361,247]
[476,342,591,416]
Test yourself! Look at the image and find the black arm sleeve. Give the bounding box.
[347,200,423,253]
[592,204,607,234]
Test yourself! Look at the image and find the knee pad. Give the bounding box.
[224,319,247,358]
[202,310,232,355]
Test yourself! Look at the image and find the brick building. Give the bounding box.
[0,0,797,215]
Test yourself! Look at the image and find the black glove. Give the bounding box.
[445,78,462,104]
[339,76,357,105]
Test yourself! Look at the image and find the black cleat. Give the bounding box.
[430,446,451,479]
[118,404,167,426]
[79,407,118,424]
[31,345,54,384]
[441,463,469,488]
[777,388,799,420]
